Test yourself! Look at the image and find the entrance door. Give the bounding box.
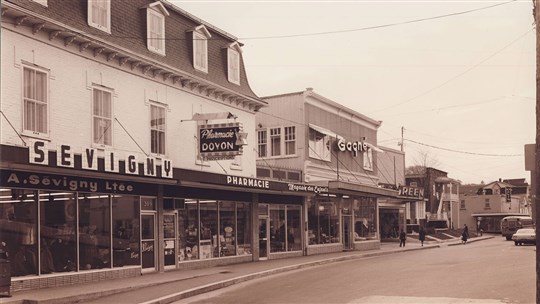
[163,213,177,269]
[141,213,157,272]
[258,218,268,260]
[342,215,353,250]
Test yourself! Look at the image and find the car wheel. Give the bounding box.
[515,241,518,246]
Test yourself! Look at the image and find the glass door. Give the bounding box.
[141,213,156,272]
[163,213,177,269]
[258,218,268,260]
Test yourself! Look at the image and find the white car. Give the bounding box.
[511,228,536,246]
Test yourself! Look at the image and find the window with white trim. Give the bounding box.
[270,128,281,157]
[150,104,166,155]
[257,129,267,158]
[308,128,331,161]
[147,9,165,55]
[227,48,240,85]
[284,126,296,155]
[258,126,296,158]
[23,65,49,135]
[193,31,208,72]
[88,0,111,33]
[363,149,373,171]
[92,87,113,146]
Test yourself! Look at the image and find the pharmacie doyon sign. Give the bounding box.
[199,123,244,160]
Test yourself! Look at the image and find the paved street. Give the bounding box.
[176,237,535,304]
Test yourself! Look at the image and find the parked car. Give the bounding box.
[511,228,536,246]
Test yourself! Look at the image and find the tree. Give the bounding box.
[405,148,441,175]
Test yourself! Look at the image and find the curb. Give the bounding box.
[446,236,495,247]
[140,245,441,304]
[11,237,495,304]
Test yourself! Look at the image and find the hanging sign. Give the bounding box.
[199,123,245,160]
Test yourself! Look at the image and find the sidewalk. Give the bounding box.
[2,236,494,304]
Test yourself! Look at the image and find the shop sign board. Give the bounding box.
[336,138,370,157]
[28,139,173,179]
[398,185,424,199]
[0,169,158,195]
[199,123,244,160]
[225,175,328,194]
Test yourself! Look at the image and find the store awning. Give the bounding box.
[308,124,344,140]
[327,180,398,198]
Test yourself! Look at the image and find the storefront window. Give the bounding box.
[219,201,236,256]
[39,191,76,274]
[179,199,199,260]
[287,206,301,251]
[112,195,140,267]
[177,200,252,261]
[0,189,38,276]
[236,202,251,255]
[353,197,377,240]
[199,201,217,259]
[269,205,285,253]
[308,197,339,244]
[79,194,111,270]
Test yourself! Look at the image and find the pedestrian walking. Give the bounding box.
[399,229,406,247]
[461,224,469,244]
[418,226,426,246]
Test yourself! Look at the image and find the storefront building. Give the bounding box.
[256,88,398,254]
[0,0,312,292]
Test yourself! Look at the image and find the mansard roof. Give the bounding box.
[2,0,265,112]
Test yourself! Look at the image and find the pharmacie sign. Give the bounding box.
[199,123,245,160]
[336,138,371,157]
[28,139,173,179]
[225,175,328,194]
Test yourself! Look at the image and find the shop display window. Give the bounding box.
[79,194,111,270]
[307,198,339,244]
[236,202,251,255]
[219,201,236,256]
[177,199,252,262]
[0,189,38,276]
[267,204,302,253]
[112,195,141,267]
[269,206,285,253]
[39,191,76,274]
[179,200,199,261]
[353,197,377,241]
[199,201,217,259]
[286,206,302,251]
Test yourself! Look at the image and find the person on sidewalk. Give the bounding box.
[399,229,406,247]
[418,227,426,246]
[461,224,469,244]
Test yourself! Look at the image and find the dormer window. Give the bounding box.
[88,0,111,33]
[192,25,211,73]
[227,42,241,85]
[144,2,169,56]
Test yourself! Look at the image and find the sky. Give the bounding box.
[171,0,536,185]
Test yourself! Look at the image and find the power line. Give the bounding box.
[404,138,524,157]
[238,0,519,40]
[370,27,534,114]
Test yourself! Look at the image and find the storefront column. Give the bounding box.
[157,185,164,272]
[251,193,259,261]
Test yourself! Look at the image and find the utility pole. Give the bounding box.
[400,126,404,152]
[534,0,540,302]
